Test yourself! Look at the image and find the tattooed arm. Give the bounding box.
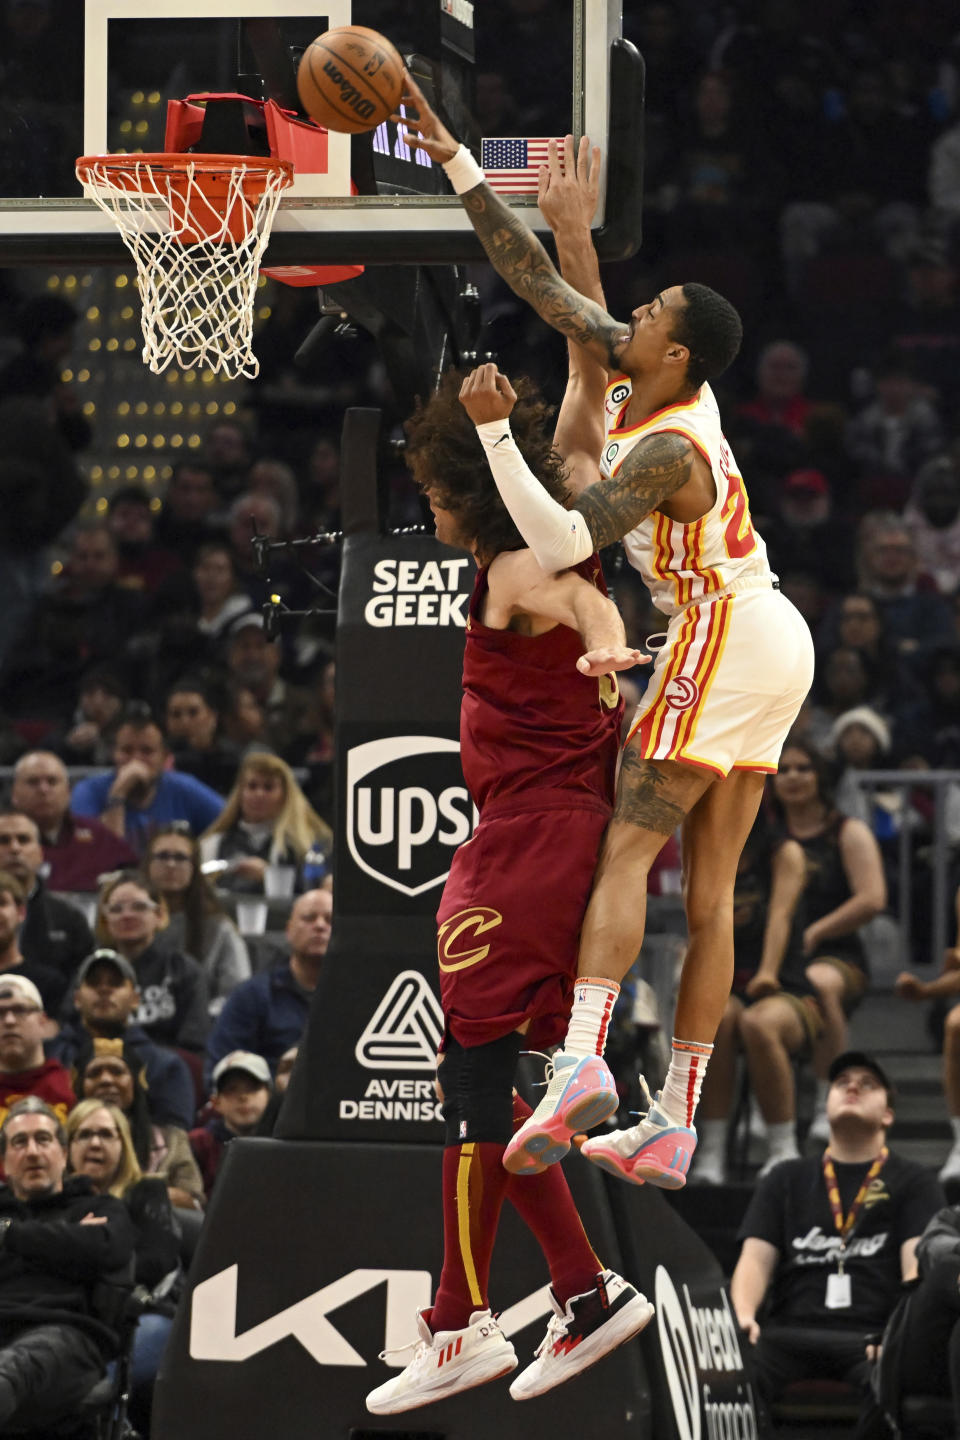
[398,72,629,371]
[460,365,696,568]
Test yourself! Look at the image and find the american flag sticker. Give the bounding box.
[481,138,564,194]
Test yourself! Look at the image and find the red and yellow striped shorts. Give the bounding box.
[628,586,814,778]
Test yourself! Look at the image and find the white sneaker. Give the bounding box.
[939,1140,960,1184]
[807,1109,830,1144]
[690,1150,726,1186]
[581,1078,696,1189]
[757,1149,799,1179]
[509,1270,654,1401]
[503,1051,619,1175]
[365,1307,517,1414]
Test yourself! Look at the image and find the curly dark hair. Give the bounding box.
[404,369,571,561]
[670,283,743,390]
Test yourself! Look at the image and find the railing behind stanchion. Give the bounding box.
[851,769,960,971]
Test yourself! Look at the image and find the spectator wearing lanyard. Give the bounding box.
[730,1051,943,1423]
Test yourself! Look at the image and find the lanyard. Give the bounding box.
[822,1147,888,1246]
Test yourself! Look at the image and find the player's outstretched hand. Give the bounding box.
[459,363,517,424]
[538,134,601,234]
[394,69,459,164]
[577,645,646,676]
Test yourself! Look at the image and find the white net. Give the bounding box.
[76,155,293,379]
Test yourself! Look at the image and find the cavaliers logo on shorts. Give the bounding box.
[437,906,504,972]
[664,676,700,711]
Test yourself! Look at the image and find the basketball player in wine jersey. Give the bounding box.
[366,369,655,1415]
[399,80,815,1188]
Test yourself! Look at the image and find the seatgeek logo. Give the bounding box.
[346,737,477,897]
[364,558,471,628]
[655,1266,759,1440]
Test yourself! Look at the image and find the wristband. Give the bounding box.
[104,795,125,809]
[442,144,486,195]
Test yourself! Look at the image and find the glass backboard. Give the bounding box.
[0,0,643,265]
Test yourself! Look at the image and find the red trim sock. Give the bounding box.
[431,1141,510,1333]
[505,1094,601,1307]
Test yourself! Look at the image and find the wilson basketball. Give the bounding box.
[297,26,404,135]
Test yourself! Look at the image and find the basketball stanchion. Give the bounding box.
[75,151,293,379]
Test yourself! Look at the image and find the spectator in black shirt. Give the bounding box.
[0,808,94,989]
[0,1096,135,1432]
[730,1052,942,1418]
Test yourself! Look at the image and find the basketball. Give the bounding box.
[297,26,404,135]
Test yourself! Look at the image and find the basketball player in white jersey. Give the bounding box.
[399,79,815,1187]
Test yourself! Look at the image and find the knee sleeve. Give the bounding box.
[438,1032,522,1146]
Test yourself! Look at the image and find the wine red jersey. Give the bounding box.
[459,556,623,813]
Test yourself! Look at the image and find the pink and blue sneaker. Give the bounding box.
[503,1052,619,1176]
[581,1078,696,1189]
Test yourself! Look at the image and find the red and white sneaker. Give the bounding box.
[503,1052,619,1176]
[581,1080,696,1189]
[365,1307,517,1414]
[509,1270,654,1400]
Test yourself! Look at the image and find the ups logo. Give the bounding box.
[437,907,503,972]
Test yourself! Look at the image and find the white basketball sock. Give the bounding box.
[765,1120,800,1162]
[657,1038,714,1128]
[563,978,620,1058]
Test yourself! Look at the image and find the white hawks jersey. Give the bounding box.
[600,376,772,619]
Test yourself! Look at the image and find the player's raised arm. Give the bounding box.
[459,365,697,569]
[540,136,609,496]
[398,71,629,371]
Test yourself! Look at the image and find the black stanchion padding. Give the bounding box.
[153,1138,653,1439]
[605,1182,765,1440]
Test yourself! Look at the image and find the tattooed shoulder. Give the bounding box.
[576,431,696,549]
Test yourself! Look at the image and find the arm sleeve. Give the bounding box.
[896,1167,946,1247]
[474,421,595,572]
[148,1048,198,1131]
[70,776,106,819]
[916,1206,960,1275]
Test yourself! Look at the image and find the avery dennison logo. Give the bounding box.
[355,970,444,1071]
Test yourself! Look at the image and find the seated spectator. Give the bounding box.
[108,484,182,595]
[51,948,196,1131]
[693,811,822,1184]
[145,826,250,1016]
[804,645,890,754]
[903,453,960,595]
[65,1098,180,1434]
[0,807,95,983]
[51,663,128,767]
[205,887,332,1083]
[163,676,243,796]
[201,752,332,893]
[0,1097,135,1433]
[772,737,887,1141]
[71,705,225,855]
[762,469,857,599]
[223,613,312,754]
[153,461,225,561]
[845,356,945,510]
[854,512,955,661]
[221,681,269,751]
[737,340,815,438]
[190,541,252,642]
[730,1052,943,1421]
[0,976,74,1127]
[0,871,70,1018]
[78,1050,203,1213]
[249,458,300,539]
[189,1050,272,1198]
[94,872,209,1053]
[830,706,896,824]
[893,645,960,770]
[0,520,147,723]
[874,1202,960,1430]
[203,419,251,504]
[11,749,136,892]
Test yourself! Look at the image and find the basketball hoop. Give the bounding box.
[75,152,294,379]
